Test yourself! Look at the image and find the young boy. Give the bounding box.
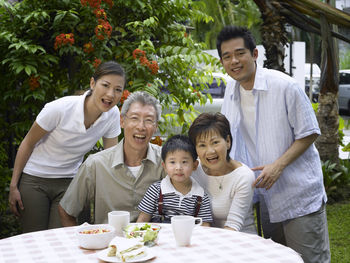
[137,135,212,226]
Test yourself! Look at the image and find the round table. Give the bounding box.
[0,224,303,263]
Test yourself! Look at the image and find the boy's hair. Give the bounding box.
[121,91,162,121]
[188,112,232,161]
[216,25,256,58]
[161,134,198,162]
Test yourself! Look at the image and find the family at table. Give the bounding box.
[8,26,330,263]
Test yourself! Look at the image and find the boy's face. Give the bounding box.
[162,150,198,185]
[220,37,258,90]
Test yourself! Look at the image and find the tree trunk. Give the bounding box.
[315,13,339,163]
[253,0,288,71]
[316,93,339,162]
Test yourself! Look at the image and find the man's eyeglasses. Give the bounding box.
[124,115,157,127]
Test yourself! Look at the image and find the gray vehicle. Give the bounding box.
[193,72,231,113]
[339,70,350,114]
[157,73,230,138]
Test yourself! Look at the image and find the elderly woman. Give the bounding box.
[188,112,256,234]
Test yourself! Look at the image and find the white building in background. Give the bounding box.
[336,0,350,9]
[336,0,350,66]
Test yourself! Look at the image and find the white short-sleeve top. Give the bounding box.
[23,91,121,178]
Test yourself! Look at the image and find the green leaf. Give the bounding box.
[53,13,65,27]
[15,65,24,74]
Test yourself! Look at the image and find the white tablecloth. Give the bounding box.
[0,224,303,263]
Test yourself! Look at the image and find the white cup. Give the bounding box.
[171,215,203,246]
[108,211,130,236]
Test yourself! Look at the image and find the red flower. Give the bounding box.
[150,136,163,146]
[139,56,150,66]
[93,58,102,68]
[54,33,74,50]
[132,49,159,74]
[132,48,146,59]
[95,19,112,40]
[120,90,130,104]
[103,0,114,8]
[83,42,94,53]
[80,0,101,9]
[149,60,159,75]
[94,8,107,19]
[29,75,40,91]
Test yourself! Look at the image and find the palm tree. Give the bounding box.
[253,0,288,72]
[253,0,350,162]
[192,0,262,49]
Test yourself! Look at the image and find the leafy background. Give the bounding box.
[0,4,349,260]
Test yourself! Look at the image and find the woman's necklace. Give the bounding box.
[215,176,225,190]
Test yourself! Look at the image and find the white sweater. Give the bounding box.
[193,163,257,234]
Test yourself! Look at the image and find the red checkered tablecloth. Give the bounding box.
[0,224,303,263]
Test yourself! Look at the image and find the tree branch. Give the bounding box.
[282,0,350,28]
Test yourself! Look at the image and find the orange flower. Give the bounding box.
[54,33,74,50]
[83,42,94,53]
[149,60,159,75]
[150,136,163,146]
[94,8,107,19]
[103,0,114,8]
[95,19,112,40]
[139,56,150,66]
[132,48,146,59]
[93,58,102,68]
[80,0,101,9]
[120,90,130,104]
[29,75,40,91]
[132,49,158,74]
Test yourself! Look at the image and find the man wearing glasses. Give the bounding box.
[59,91,166,225]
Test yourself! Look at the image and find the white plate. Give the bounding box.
[96,247,155,262]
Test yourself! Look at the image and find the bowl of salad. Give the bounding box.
[123,223,161,246]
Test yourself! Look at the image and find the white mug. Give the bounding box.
[171,215,203,246]
[108,211,130,236]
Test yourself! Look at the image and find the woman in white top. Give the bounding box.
[189,112,257,234]
[9,61,126,233]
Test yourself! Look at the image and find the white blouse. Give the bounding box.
[192,163,257,234]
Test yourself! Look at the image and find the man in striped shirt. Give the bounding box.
[217,25,330,263]
[137,135,212,225]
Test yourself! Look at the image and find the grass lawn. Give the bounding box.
[327,201,350,262]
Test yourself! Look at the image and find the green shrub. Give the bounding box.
[322,159,350,203]
[0,0,220,238]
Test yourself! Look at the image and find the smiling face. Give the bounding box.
[162,150,198,186]
[121,102,158,153]
[220,38,258,90]
[195,130,231,174]
[89,74,125,112]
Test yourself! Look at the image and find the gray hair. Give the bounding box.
[121,91,162,121]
